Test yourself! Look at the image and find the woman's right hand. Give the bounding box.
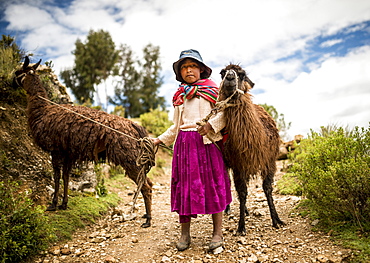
[150,137,162,146]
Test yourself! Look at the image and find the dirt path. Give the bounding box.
[34,161,352,263]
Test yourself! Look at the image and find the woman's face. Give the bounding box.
[180,59,204,84]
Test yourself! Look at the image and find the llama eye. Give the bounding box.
[239,72,246,80]
[220,69,226,78]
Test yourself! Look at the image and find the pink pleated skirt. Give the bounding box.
[171,131,232,223]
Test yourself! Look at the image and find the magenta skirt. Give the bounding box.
[171,131,232,223]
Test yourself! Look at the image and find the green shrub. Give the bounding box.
[111,105,125,118]
[0,35,27,105]
[0,181,55,263]
[289,126,370,229]
[94,163,108,197]
[0,35,22,81]
[140,108,172,137]
[276,172,302,196]
[108,164,126,178]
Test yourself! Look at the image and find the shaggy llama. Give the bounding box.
[14,57,153,227]
[218,64,284,235]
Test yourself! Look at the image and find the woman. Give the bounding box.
[151,49,232,251]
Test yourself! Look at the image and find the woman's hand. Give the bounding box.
[197,122,213,136]
[150,137,162,146]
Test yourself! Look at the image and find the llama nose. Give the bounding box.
[226,72,235,81]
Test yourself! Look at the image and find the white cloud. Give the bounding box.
[320,39,343,48]
[254,46,370,139]
[2,0,370,140]
[5,4,53,31]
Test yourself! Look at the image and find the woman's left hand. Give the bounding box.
[197,122,213,136]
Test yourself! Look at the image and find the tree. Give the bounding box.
[109,44,141,117]
[60,66,92,104]
[141,44,165,113]
[259,103,291,140]
[61,29,118,106]
[110,43,165,118]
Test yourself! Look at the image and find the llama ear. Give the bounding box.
[23,56,30,69]
[32,59,42,70]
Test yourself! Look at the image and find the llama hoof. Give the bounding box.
[46,205,56,211]
[141,222,150,228]
[58,204,67,210]
[141,219,151,228]
[273,219,286,228]
[236,229,247,236]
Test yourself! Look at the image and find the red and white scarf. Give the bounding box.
[172,79,218,107]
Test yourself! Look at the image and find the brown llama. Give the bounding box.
[13,57,153,227]
[218,64,284,235]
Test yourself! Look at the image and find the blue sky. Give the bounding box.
[1,0,370,140]
[277,21,370,74]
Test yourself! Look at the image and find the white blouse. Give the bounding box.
[158,97,225,146]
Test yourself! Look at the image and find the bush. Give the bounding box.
[110,105,125,118]
[0,35,27,105]
[276,172,302,196]
[289,126,370,229]
[140,108,172,137]
[0,181,55,262]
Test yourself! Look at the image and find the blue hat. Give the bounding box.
[173,49,212,82]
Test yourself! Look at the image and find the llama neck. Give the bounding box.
[23,74,52,128]
[224,95,267,174]
[24,74,50,109]
[225,95,265,147]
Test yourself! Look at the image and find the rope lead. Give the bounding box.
[130,137,158,213]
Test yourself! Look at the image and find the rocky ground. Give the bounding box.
[32,161,353,263]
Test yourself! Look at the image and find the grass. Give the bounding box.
[105,172,135,189]
[46,191,120,240]
[334,226,370,262]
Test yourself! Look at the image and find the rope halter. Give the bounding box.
[218,69,244,102]
[196,69,245,148]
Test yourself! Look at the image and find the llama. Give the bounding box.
[13,57,153,227]
[218,64,284,235]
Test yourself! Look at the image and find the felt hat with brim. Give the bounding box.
[173,49,212,83]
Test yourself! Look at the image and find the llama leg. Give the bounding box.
[224,204,231,215]
[59,161,72,210]
[224,199,248,217]
[224,171,232,215]
[234,172,248,235]
[47,156,62,211]
[262,168,285,228]
[140,178,153,228]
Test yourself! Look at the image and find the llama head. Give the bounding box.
[219,64,254,101]
[12,56,42,88]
